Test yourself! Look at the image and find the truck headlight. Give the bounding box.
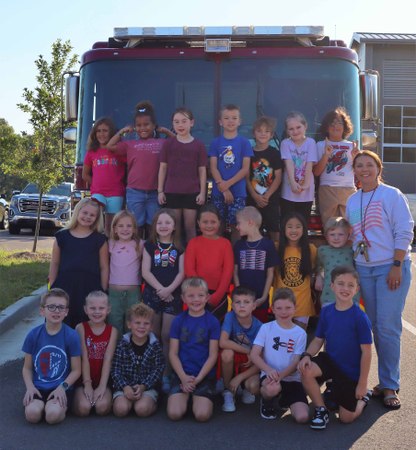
[58,201,70,210]
[10,198,18,207]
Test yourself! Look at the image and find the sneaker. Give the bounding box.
[310,406,329,430]
[260,398,277,420]
[222,390,236,412]
[162,376,171,394]
[241,388,255,405]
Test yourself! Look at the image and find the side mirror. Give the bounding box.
[360,70,379,121]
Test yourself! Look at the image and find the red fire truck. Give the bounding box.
[64,25,379,207]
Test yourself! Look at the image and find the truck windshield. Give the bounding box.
[77,56,359,162]
[22,184,72,196]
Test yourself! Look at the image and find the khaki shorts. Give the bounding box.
[318,185,356,227]
[113,388,158,403]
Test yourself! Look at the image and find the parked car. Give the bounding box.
[0,194,9,230]
[8,182,74,235]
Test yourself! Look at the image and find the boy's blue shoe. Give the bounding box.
[310,406,329,430]
[260,398,277,420]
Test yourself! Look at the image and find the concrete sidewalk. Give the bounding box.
[0,286,46,365]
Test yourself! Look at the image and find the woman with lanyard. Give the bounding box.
[346,150,414,410]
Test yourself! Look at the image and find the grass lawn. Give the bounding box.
[0,250,50,311]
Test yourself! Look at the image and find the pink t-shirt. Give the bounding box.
[160,137,207,194]
[109,239,143,285]
[115,138,163,190]
[84,148,126,196]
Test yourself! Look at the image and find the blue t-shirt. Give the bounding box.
[22,324,81,390]
[234,237,280,308]
[209,134,253,197]
[221,311,262,351]
[170,310,220,377]
[315,303,372,381]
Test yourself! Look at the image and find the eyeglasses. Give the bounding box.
[330,120,344,126]
[43,304,67,312]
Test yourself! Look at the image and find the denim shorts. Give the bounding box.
[126,187,160,226]
[92,194,124,214]
[169,373,216,401]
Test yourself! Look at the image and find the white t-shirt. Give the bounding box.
[253,320,306,382]
[316,139,355,187]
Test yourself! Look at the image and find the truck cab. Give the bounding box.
[8,182,74,234]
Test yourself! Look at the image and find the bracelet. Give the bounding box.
[300,352,312,360]
[157,190,164,194]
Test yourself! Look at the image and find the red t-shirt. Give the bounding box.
[84,148,126,196]
[115,138,163,190]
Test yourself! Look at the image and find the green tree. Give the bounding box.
[15,39,78,251]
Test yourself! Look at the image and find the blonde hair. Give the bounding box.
[148,208,183,251]
[67,198,104,232]
[236,206,262,228]
[85,290,109,305]
[324,217,351,235]
[127,303,154,322]
[181,277,209,294]
[109,209,141,256]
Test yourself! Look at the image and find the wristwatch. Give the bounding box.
[61,382,69,391]
[300,352,312,360]
[393,260,402,267]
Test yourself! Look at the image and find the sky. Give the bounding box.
[1,0,415,134]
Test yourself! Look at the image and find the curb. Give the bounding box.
[0,285,47,335]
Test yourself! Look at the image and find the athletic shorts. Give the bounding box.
[260,377,307,407]
[313,352,360,412]
[169,373,216,401]
[165,192,199,210]
[246,196,280,233]
[92,194,124,214]
[210,196,246,226]
[34,387,74,407]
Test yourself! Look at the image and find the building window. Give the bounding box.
[383,105,416,163]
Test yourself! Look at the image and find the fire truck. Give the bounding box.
[63,26,379,199]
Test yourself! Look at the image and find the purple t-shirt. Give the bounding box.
[160,137,207,194]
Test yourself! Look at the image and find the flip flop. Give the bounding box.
[383,393,401,410]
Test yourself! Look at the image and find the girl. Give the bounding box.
[273,212,317,329]
[108,209,144,337]
[107,101,174,238]
[313,107,359,226]
[49,198,109,328]
[280,111,318,223]
[347,150,413,410]
[82,117,126,236]
[73,291,117,417]
[184,204,234,322]
[315,216,360,307]
[142,208,185,393]
[158,107,207,243]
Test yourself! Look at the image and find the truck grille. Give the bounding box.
[18,198,57,214]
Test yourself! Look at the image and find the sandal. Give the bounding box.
[383,393,401,410]
[371,385,383,398]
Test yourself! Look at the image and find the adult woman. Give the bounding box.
[346,150,414,410]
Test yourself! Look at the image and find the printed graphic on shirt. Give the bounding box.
[35,345,68,382]
[272,336,295,353]
[92,156,123,168]
[234,332,252,349]
[220,146,236,169]
[282,256,303,287]
[291,148,307,183]
[154,248,177,268]
[252,158,273,188]
[326,145,349,174]
[179,326,206,344]
[86,337,108,360]
[239,249,267,271]
[349,201,383,237]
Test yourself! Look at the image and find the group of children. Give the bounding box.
[21,101,372,429]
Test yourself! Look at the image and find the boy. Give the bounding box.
[250,288,309,423]
[298,266,372,430]
[220,286,262,412]
[246,116,282,242]
[209,104,253,242]
[167,277,220,422]
[111,303,165,418]
[22,288,81,424]
[234,206,280,322]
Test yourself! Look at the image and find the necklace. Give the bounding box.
[246,238,263,249]
[356,186,378,261]
[156,241,174,268]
